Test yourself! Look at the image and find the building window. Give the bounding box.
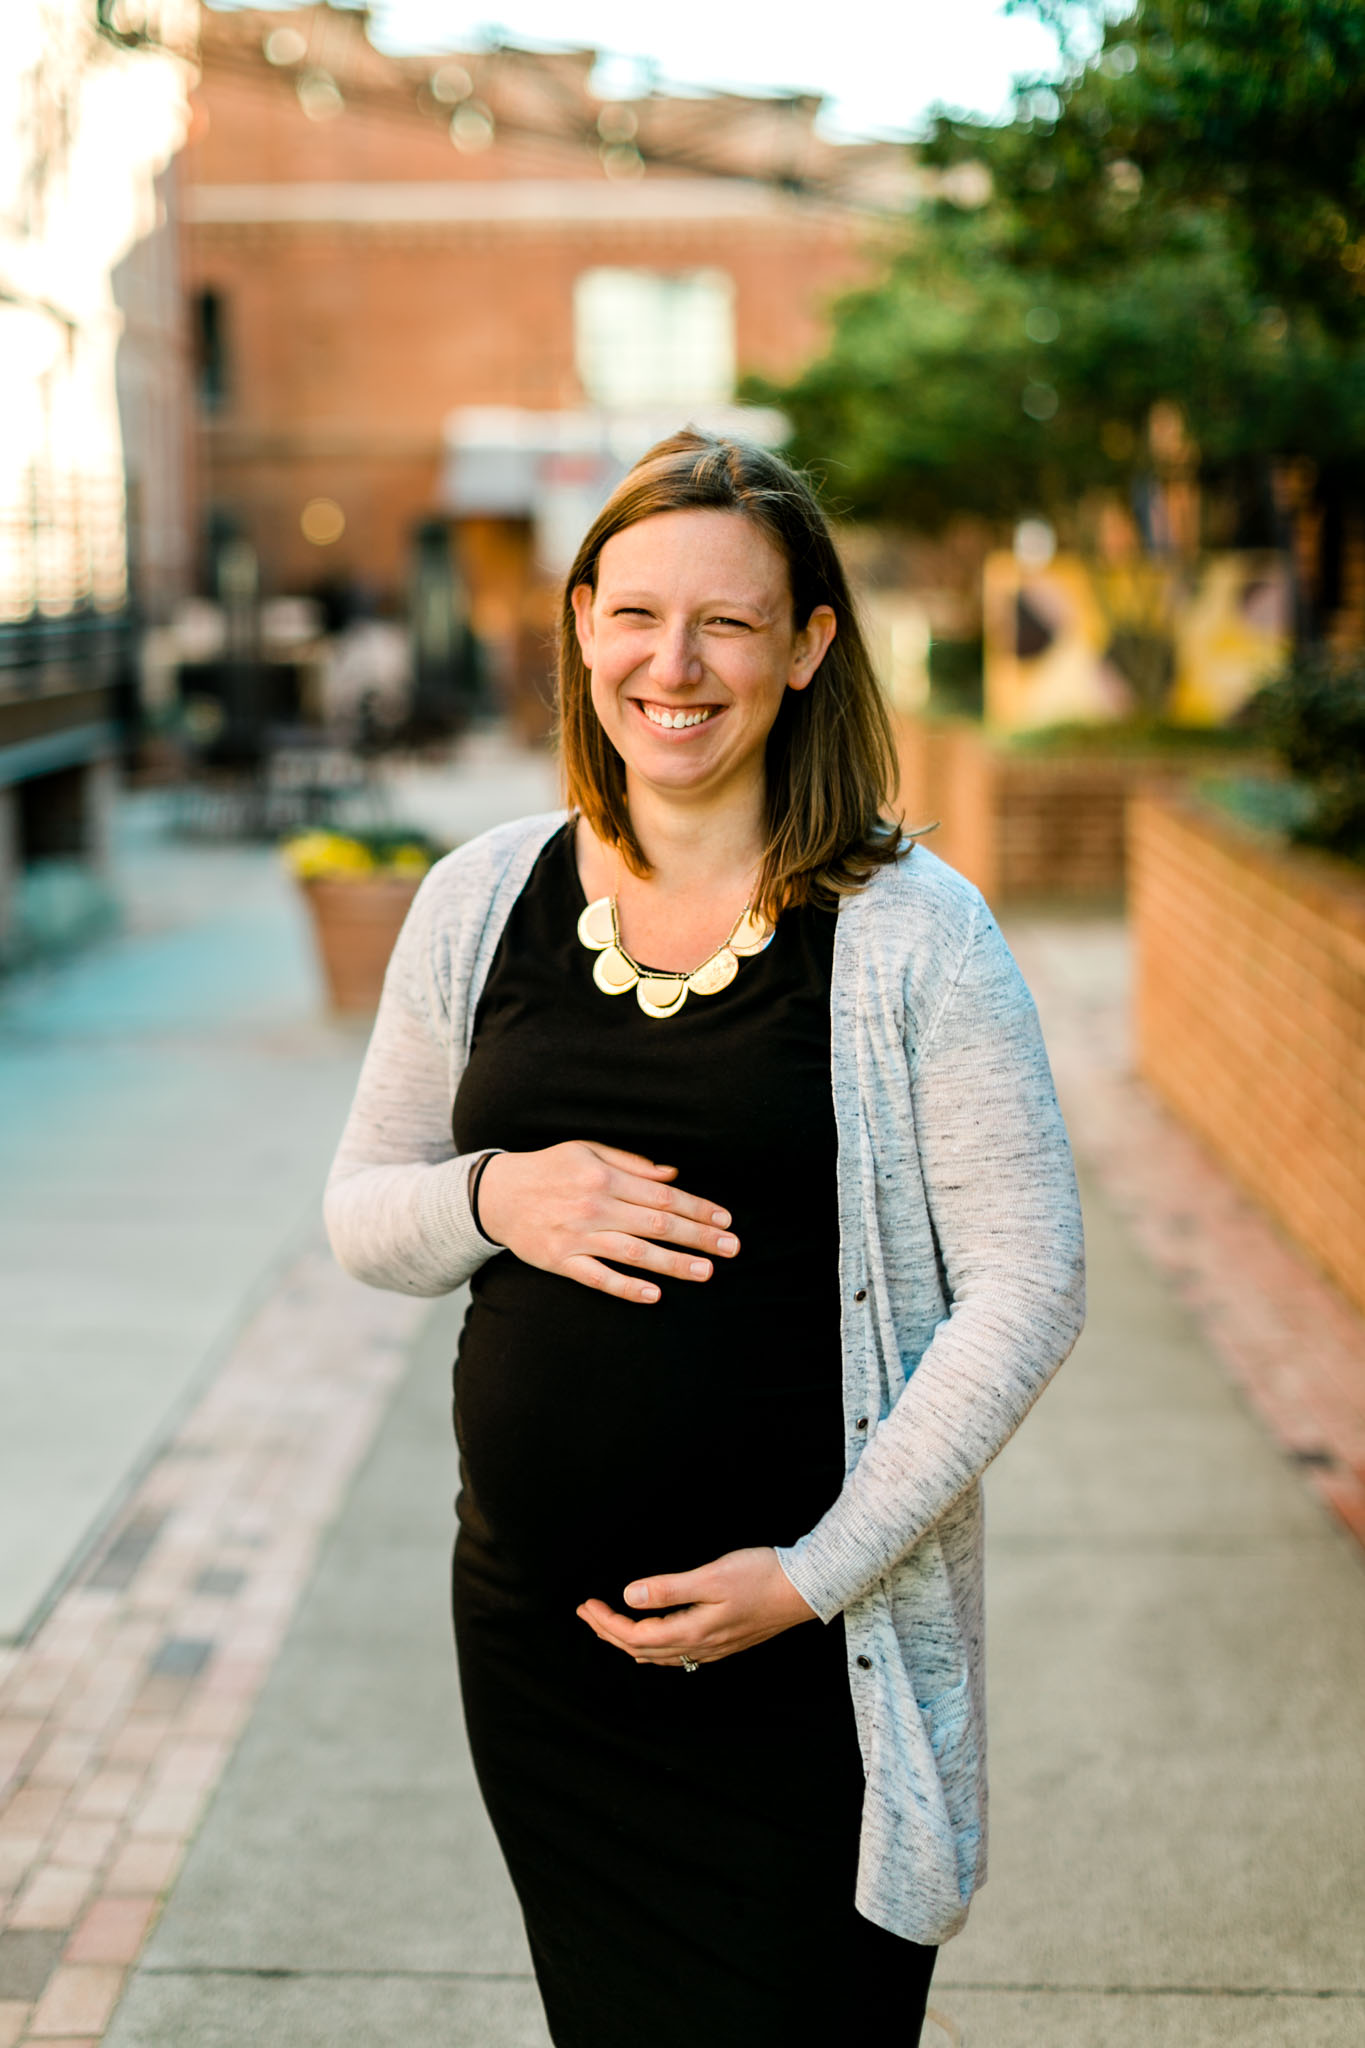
[574,268,735,410]
[194,288,229,412]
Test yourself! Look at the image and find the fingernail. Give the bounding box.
[711,1209,731,1226]
[642,1284,660,1302]
[689,1259,710,1277]
[625,1582,648,1605]
[717,1234,739,1254]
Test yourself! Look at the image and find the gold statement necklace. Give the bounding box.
[576,886,774,1020]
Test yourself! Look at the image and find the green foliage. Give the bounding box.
[1195,772,1319,838]
[343,826,447,863]
[758,0,1365,532]
[926,635,984,716]
[1245,649,1365,860]
[757,207,1365,526]
[1003,716,1261,755]
[934,0,1365,332]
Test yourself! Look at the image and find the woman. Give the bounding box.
[325,430,1085,2047]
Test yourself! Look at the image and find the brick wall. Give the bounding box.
[183,9,898,602]
[895,713,1253,905]
[1130,790,1365,1316]
[190,208,868,596]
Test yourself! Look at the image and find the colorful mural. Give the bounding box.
[983,550,1290,731]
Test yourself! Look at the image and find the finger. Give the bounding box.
[595,1233,716,1283]
[609,1172,737,1236]
[578,1598,649,1638]
[576,1607,684,1661]
[623,1570,712,1610]
[560,1255,661,1305]
[584,1619,696,1662]
[578,1601,707,1650]
[575,1604,622,1647]
[608,1203,740,1260]
[577,1600,681,1644]
[578,1604,731,1666]
[586,1144,679,1180]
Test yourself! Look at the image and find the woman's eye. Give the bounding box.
[710,616,751,630]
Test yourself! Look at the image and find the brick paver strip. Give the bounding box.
[63,1901,158,1969]
[7,1875,93,1937]
[1009,916,1365,1550]
[0,1246,423,2045]
[26,1963,122,2039]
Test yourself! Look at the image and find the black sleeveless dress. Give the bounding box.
[449,823,935,2047]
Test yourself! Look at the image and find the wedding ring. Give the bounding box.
[679,1653,700,1674]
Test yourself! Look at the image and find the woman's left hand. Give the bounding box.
[576,1547,818,1667]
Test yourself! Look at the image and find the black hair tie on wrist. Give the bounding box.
[469,1151,503,1248]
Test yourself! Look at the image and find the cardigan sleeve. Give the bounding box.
[776,899,1086,1620]
[323,869,503,1298]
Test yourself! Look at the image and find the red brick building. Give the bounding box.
[180,3,912,713]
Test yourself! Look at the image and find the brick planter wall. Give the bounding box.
[894,713,1254,904]
[1129,790,1365,1316]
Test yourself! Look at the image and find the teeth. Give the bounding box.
[642,704,715,730]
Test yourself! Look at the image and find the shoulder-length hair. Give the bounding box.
[557,427,905,920]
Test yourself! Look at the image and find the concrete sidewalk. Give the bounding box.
[99,1156,1365,2047]
[0,731,559,1644]
[4,782,1363,2047]
[0,802,366,1643]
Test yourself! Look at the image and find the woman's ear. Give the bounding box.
[571,583,596,668]
[787,605,837,693]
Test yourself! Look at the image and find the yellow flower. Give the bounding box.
[283,832,377,880]
[283,830,442,881]
[387,845,432,877]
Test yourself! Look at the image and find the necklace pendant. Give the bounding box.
[592,946,637,994]
[636,975,688,1019]
[728,907,773,957]
[685,946,739,997]
[576,886,768,1019]
[577,897,616,951]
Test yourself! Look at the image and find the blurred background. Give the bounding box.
[1,5,1363,2046]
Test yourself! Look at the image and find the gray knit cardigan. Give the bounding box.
[324,811,1086,1946]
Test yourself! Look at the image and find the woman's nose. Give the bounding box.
[649,622,702,688]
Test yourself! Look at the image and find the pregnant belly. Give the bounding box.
[453,1262,844,1604]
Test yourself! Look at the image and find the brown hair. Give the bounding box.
[557,427,906,920]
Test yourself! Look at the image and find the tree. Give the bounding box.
[764,211,1365,528]
[756,0,1365,541]
[928,0,1365,334]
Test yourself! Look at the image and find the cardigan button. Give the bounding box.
[855,1416,869,1432]
[854,1288,867,1303]
[856,1655,872,1671]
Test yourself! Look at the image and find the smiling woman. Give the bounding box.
[324,429,1086,2048]
[557,436,904,941]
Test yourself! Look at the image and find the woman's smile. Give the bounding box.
[633,698,725,734]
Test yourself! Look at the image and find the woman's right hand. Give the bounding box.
[474,1142,739,1304]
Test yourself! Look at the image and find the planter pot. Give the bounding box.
[1129,789,1365,1315]
[299,875,421,1013]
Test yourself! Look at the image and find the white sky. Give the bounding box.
[217,1,1076,138]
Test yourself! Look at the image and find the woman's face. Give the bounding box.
[572,508,836,806]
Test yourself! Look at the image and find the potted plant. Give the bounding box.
[283,827,447,1012]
